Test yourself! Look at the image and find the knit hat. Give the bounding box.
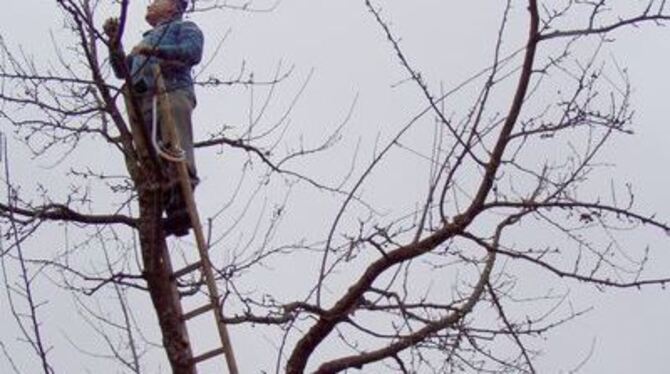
[174,0,189,12]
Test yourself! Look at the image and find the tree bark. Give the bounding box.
[124,85,197,373]
[137,182,196,374]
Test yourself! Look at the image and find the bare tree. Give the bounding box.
[2,1,670,373]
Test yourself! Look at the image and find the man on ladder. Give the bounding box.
[105,0,204,237]
[103,5,239,371]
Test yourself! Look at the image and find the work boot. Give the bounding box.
[161,173,197,237]
[163,209,191,237]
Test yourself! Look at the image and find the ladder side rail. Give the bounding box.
[154,66,239,374]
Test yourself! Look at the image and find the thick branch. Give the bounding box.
[483,201,670,233]
[464,0,539,217]
[286,2,540,372]
[540,14,670,41]
[314,249,496,373]
[0,203,137,228]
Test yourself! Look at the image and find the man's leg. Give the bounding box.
[162,89,197,237]
[165,89,197,184]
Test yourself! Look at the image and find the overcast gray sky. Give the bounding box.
[1,1,670,373]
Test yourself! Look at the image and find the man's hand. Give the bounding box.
[131,43,156,57]
[103,17,120,41]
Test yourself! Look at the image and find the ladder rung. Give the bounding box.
[183,303,215,321]
[172,261,203,279]
[193,347,226,364]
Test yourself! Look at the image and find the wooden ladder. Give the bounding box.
[154,66,239,374]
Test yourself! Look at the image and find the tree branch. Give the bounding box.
[0,203,137,228]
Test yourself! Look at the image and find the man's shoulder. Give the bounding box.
[174,19,201,31]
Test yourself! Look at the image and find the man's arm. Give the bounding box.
[152,22,204,66]
[109,47,133,79]
[104,18,132,78]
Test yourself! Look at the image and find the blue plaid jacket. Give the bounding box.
[111,16,204,98]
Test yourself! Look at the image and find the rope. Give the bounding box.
[151,94,186,163]
[0,133,4,163]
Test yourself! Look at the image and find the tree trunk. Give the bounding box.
[137,182,197,374]
[125,85,197,373]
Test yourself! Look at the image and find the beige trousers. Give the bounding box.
[140,89,198,213]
